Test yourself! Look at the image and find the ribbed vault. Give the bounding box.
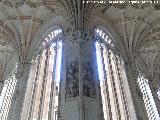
[92,1,160,93]
[0,0,160,101]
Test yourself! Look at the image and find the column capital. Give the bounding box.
[16,61,32,79]
[124,62,139,79]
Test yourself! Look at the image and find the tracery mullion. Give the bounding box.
[48,44,57,120]
[107,49,121,120]
[27,55,41,120]
[31,50,47,119]
[112,54,127,119]
[115,56,130,119]
[99,43,112,120]
[37,48,50,120]
[42,47,55,119]
[102,46,118,120]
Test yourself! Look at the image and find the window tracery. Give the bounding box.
[0,64,18,120]
[95,26,160,120]
[95,27,115,47]
[95,26,129,120]
[27,26,63,120]
[41,27,62,46]
[137,73,160,120]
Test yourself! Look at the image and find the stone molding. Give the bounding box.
[66,30,94,44]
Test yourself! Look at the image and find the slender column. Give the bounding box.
[48,45,57,120]
[41,49,55,120]
[107,49,121,120]
[113,55,128,119]
[100,44,112,120]
[27,55,41,120]
[115,56,130,119]
[78,35,84,120]
[38,48,50,120]
[31,50,47,119]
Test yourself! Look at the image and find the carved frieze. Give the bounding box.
[65,58,79,99]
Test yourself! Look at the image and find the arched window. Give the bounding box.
[95,26,160,120]
[27,26,63,120]
[95,26,132,120]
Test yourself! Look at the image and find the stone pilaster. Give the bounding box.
[124,63,149,120]
[58,31,104,120]
[7,62,31,120]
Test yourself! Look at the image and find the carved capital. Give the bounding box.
[124,62,139,79]
[16,61,31,79]
[67,30,94,44]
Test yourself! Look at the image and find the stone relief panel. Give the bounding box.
[65,58,79,99]
[82,61,96,97]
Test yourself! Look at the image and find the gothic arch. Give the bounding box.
[88,13,129,64]
[94,25,137,120]
[25,25,63,120]
[26,15,67,61]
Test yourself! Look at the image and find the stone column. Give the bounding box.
[7,62,31,120]
[58,31,104,120]
[124,63,149,120]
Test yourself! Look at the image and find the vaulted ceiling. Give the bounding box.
[0,0,160,92]
[99,3,160,90]
[96,2,160,91]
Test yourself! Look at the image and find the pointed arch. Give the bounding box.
[95,26,136,120]
[27,26,63,120]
